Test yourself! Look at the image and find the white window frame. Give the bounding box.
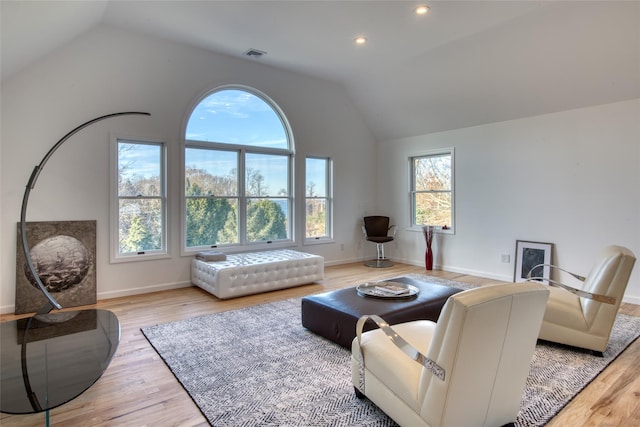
[182,85,295,254]
[409,148,455,234]
[304,156,334,244]
[110,136,169,263]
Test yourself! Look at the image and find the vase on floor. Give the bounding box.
[422,225,435,271]
[425,247,433,271]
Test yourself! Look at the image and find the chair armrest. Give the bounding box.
[362,225,368,239]
[356,314,445,381]
[527,264,615,304]
[528,264,586,282]
[388,225,398,238]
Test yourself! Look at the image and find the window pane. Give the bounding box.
[245,153,289,197]
[414,155,451,191]
[186,89,288,149]
[185,148,238,196]
[246,198,289,241]
[118,142,162,196]
[306,157,327,197]
[415,192,452,227]
[183,86,293,251]
[119,199,163,253]
[186,197,238,247]
[306,199,327,238]
[305,156,330,240]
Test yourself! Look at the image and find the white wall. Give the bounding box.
[0,25,377,312]
[3,24,639,313]
[379,99,640,304]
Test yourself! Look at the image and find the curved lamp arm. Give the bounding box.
[20,112,151,314]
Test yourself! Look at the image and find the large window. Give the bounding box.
[184,86,293,251]
[305,156,333,242]
[112,138,167,261]
[410,149,454,231]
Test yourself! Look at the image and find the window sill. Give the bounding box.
[181,241,297,257]
[110,252,171,264]
[407,226,455,235]
[303,238,335,246]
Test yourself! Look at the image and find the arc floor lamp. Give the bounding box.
[20,111,151,314]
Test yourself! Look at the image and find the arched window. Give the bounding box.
[183,86,294,251]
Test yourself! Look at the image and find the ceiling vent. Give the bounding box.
[244,48,267,58]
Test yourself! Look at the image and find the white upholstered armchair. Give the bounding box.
[351,283,549,427]
[528,245,636,354]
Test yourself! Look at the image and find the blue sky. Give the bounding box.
[120,89,326,194]
[186,89,287,148]
[305,157,327,197]
[118,142,161,180]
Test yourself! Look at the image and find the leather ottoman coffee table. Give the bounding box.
[301,276,464,348]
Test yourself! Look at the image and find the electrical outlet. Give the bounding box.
[501,254,510,263]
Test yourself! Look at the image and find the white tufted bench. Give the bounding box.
[191,249,324,299]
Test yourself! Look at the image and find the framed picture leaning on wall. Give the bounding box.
[16,220,97,314]
[514,240,553,284]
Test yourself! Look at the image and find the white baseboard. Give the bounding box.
[0,281,193,314]
[0,304,15,315]
[97,281,193,300]
[438,264,514,282]
[391,257,512,282]
[392,257,640,305]
[323,256,364,266]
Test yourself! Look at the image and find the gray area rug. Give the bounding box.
[141,276,640,426]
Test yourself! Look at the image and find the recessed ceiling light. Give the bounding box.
[415,5,430,15]
[354,36,367,45]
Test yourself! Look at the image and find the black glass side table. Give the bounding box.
[1,309,120,424]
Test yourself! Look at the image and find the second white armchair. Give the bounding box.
[528,245,636,354]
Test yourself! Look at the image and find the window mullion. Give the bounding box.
[238,147,246,245]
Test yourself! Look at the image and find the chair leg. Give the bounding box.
[364,243,394,268]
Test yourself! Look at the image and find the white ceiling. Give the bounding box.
[2,1,639,141]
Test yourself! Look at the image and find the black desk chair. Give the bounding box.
[362,216,397,268]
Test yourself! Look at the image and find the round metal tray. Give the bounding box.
[356,281,419,299]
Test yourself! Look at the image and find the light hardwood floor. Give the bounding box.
[1,262,639,426]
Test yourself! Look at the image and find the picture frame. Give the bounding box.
[16,220,97,314]
[514,240,553,284]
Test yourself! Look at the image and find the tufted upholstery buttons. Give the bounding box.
[191,249,324,299]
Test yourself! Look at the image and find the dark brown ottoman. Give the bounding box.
[301,276,464,348]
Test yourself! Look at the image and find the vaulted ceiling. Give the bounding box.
[2,1,639,141]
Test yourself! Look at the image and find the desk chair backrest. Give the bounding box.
[363,216,391,238]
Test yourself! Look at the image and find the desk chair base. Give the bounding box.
[365,242,393,268]
[365,259,393,268]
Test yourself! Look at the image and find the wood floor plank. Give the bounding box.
[1,262,638,426]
